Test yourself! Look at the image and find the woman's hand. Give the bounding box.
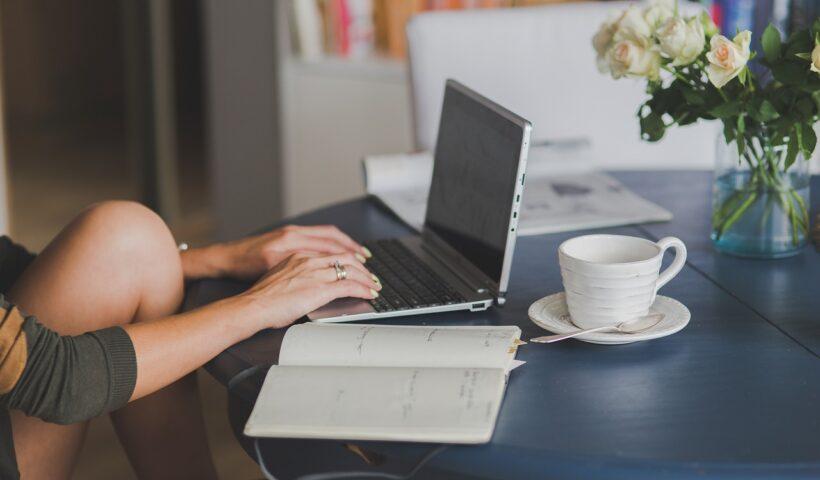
[125,251,381,400]
[239,251,381,329]
[181,225,371,281]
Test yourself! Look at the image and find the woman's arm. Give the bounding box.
[1,250,379,421]
[180,224,372,281]
[128,250,379,399]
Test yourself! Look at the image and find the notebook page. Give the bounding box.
[279,323,521,370]
[244,365,506,443]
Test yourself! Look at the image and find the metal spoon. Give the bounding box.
[530,313,665,344]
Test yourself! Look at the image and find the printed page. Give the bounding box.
[279,323,522,371]
[363,152,433,193]
[517,172,673,235]
[363,152,433,230]
[244,365,506,443]
[361,148,670,236]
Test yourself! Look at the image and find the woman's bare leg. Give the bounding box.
[8,201,218,480]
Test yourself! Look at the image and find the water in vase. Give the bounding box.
[711,170,810,259]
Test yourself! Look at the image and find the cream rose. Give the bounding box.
[607,36,661,81]
[705,30,751,88]
[811,44,820,74]
[657,16,705,66]
[593,18,619,73]
[643,0,676,32]
[614,5,652,43]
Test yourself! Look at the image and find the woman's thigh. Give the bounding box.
[8,201,184,479]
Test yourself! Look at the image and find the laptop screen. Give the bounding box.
[423,82,526,284]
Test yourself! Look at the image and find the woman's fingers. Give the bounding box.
[295,225,366,255]
[286,235,358,259]
[313,263,381,290]
[304,253,371,275]
[326,278,379,301]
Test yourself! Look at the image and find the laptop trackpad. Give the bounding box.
[307,297,375,321]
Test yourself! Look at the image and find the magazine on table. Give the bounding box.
[362,145,672,236]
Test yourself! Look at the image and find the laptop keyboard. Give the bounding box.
[363,239,466,312]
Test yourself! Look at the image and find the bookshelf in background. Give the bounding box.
[700,0,816,37]
[290,0,588,67]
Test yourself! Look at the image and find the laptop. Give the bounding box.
[308,79,532,323]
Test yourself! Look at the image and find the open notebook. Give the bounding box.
[245,323,524,444]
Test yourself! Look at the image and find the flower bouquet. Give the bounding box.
[593,0,819,258]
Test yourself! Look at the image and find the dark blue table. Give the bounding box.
[186,171,820,480]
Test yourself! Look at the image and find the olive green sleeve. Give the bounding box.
[0,237,36,294]
[0,298,137,424]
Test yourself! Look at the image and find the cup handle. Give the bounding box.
[654,237,687,294]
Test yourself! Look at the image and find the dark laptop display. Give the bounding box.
[424,84,525,282]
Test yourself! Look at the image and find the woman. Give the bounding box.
[0,200,381,479]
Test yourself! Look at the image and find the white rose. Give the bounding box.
[614,6,652,43]
[593,18,619,73]
[657,16,705,66]
[812,44,820,74]
[643,0,676,32]
[607,36,661,81]
[705,30,751,88]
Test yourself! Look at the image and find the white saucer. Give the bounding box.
[528,292,691,345]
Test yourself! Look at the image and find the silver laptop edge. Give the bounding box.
[309,79,532,322]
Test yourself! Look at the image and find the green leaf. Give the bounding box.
[772,122,791,146]
[723,120,735,144]
[771,62,807,85]
[640,111,665,142]
[762,24,782,63]
[738,67,748,86]
[785,132,799,170]
[749,98,780,122]
[796,97,815,120]
[709,101,742,118]
[735,115,746,157]
[799,122,817,159]
[680,87,706,106]
[795,52,812,60]
[786,30,813,57]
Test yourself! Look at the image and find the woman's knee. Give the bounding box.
[77,201,184,304]
[77,201,176,254]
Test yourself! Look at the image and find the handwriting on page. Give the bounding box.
[355,326,375,355]
[280,324,520,370]
[401,370,420,420]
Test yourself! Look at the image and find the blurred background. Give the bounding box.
[0,0,814,478]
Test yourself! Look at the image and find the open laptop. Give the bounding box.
[308,79,531,323]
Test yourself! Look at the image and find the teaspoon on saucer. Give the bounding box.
[530,313,665,344]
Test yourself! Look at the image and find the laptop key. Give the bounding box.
[364,239,469,312]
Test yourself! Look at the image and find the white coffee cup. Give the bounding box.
[558,234,686,329]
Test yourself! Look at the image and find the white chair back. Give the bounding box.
[406,1,719,170]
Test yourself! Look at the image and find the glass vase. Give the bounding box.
[711,134,810,259]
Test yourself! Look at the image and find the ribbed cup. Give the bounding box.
[558,234,686,329]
